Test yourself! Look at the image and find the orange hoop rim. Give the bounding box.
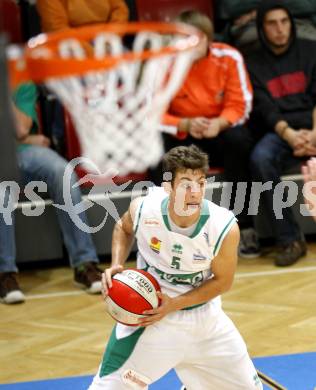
[8,21,203,86]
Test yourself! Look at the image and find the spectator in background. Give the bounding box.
[36,0,129,32]
[216,0,316,54]
[162,10,259,259]
[0,83,102,305]
[246,0,316,267]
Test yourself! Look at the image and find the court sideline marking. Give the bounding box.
[23,265,316,300]
[257,370,287,390]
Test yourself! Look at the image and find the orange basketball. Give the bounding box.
[104,269,161,326]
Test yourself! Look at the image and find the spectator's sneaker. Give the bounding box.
[238,228,261,258]
[0,272,25,304]
[74,262,102,294]
[274,240,307,267]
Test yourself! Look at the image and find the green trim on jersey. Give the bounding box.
[161,197,171,230]
[213,215,236,256]
[190,200,209,238]
[153,265,204,286]
[142,259,205,288]
[142,261,207,310]
[99,325,145,377]
[134,200,144,235]
[161,198,209,238]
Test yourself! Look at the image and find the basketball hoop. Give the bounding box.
[7,22,203,175]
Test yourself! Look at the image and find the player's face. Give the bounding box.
[263,9,291,50]
[170,169,206,217]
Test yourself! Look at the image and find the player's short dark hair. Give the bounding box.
[175,10,214,41]
[162,145,209,185]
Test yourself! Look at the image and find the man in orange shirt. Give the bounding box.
[162,10,259,258]
[36,0,129,32]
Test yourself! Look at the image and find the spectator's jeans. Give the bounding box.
[0,145,98,273]
[250,133,302,245]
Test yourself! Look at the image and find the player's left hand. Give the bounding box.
[138,291,174,327]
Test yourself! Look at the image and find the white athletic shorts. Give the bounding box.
[88,304,262,390]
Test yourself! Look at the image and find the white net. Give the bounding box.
[44,29,198,176]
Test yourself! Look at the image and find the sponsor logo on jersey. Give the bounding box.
[154,267,204,286]
[172,243,183,255]
[122,369,150,388]
[144,218,160,227]
[150,237,161,254]
[193,249,207,262]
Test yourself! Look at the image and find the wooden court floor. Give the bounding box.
[1,244,316,384]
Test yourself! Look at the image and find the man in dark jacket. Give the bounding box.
[216,0,316,54]
[247,0,316,266]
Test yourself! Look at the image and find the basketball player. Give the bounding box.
[89,145,262,390]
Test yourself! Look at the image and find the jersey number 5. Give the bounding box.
[171,256,181,269]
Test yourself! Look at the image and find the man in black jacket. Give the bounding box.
[247,0,316,266]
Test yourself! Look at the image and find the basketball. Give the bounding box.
[104,269,161,326]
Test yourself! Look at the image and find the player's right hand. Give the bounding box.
[102,265,124,298]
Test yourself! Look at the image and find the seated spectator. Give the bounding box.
[246,0,316,266]
[162,10,259,258]
[0,83,102,305]
[36,0,129,32]
[216,0,316,54]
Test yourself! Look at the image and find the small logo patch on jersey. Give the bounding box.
[172,243,183,255]
[150,237,161,254]
[203,232,211,246]
[122,369,150,389]
[193,249,207,262]
[144,218,160,227]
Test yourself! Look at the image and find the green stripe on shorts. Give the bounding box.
[100,325,145,377]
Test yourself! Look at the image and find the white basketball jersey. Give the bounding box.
[134,187,237,299]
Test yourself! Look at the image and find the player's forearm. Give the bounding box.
[171,277,233,311]
[111,221,134,267]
